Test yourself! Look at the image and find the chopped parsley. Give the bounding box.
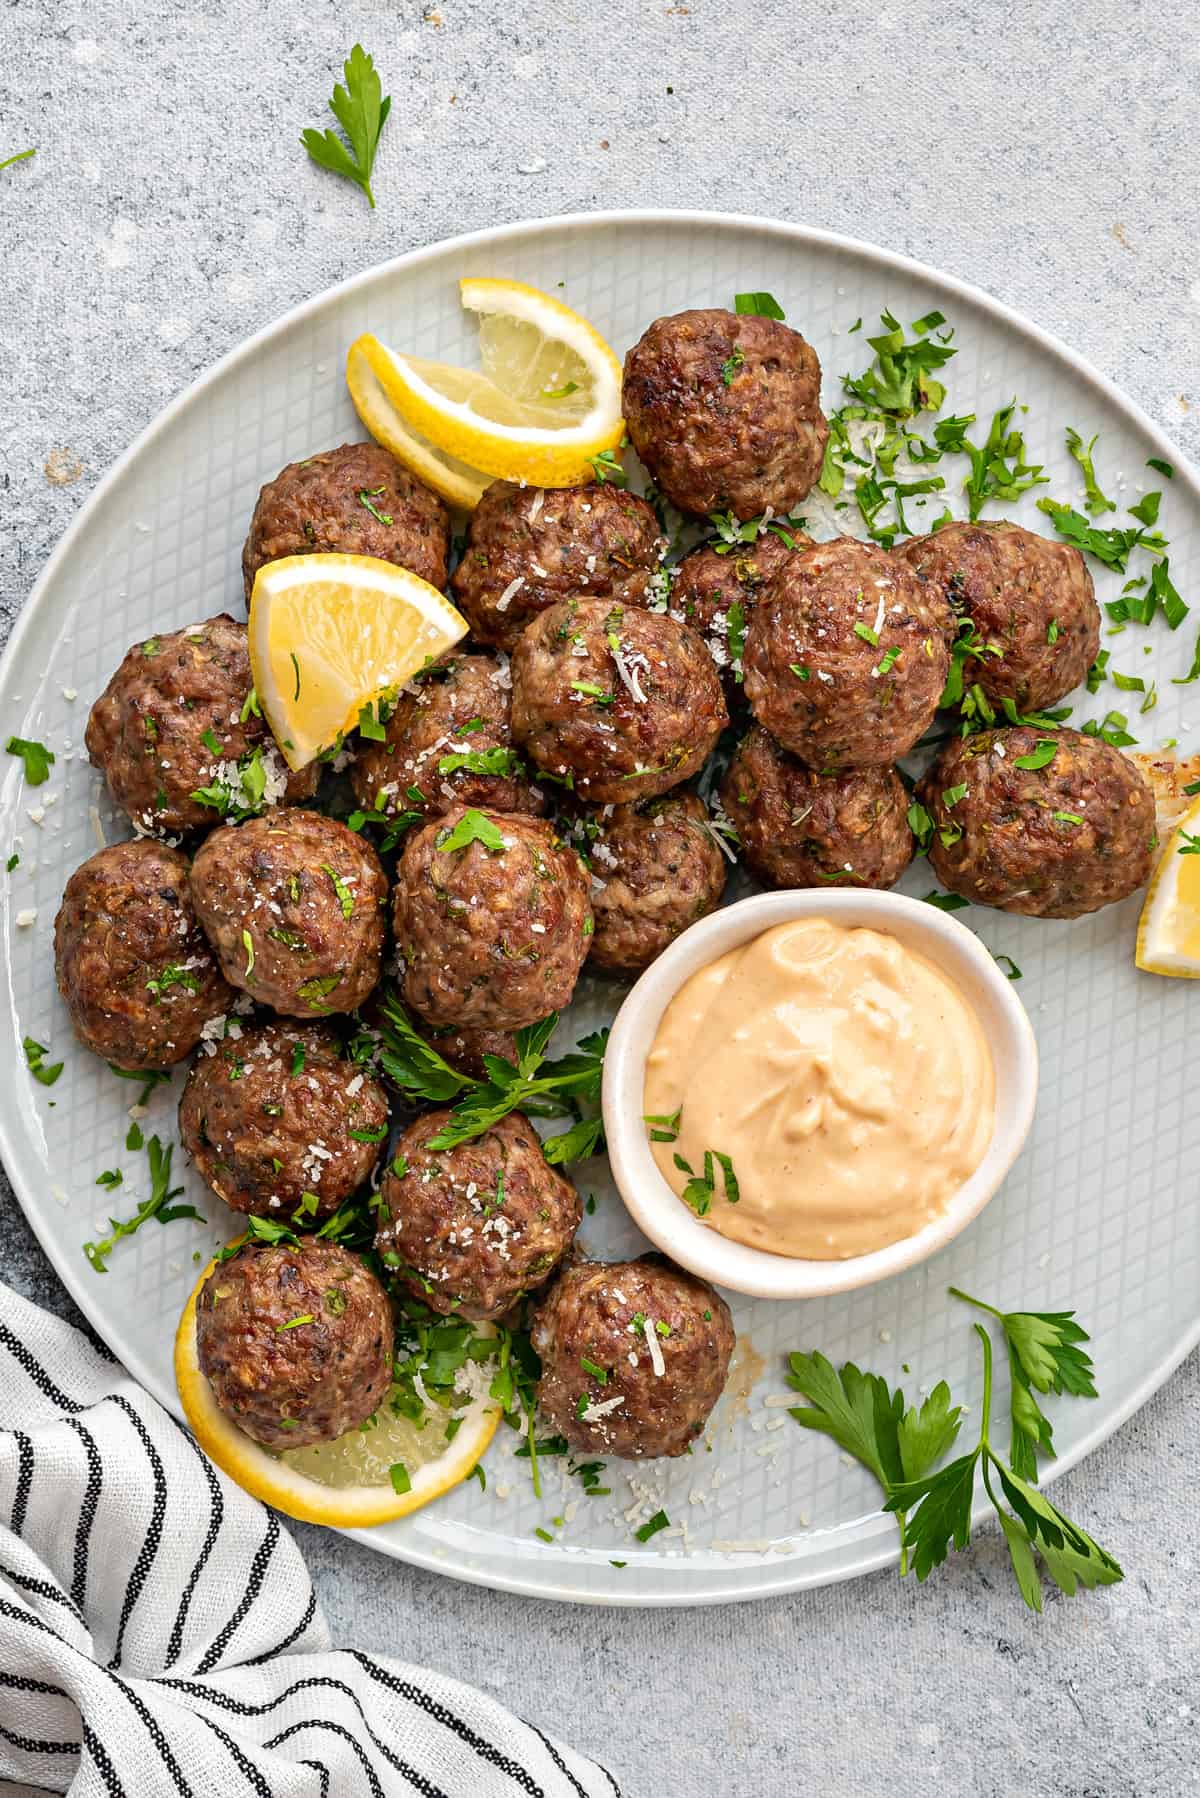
[635,1509,670,1543]
[1064,427,1114,516]
[1036,498,1166,572]
[644,1108,681,1143]
[297,973,342,1008]
[191,746,272,822]
[721,347,745,385]
[437,745,523,778]
[673,1148,739,1215]
[145,963,201,1001]
[733,291,784,319]
[922,890,969,911]
[322,863,355,918]
[23,1037,63,1087]
[436,808,506,855]
[853,621,879,647]
[358,485,393,524]
[1012,738,1058,771]
[84,1136,198,1272]
[588,447,627,487]
[276,1314,315,1331]
[6,737,54,785]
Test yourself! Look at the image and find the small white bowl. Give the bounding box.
[601,888,1039,1300]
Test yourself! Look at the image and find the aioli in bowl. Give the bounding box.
[642,915,996,1261]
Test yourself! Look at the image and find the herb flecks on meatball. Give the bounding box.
[720,726,914,891]
[622,308,828,519]
[189,809,386,1016]
[196,1238,393,1450]
[570,791,728,972]
[54,840,233,1069]
[743,535,952,771]
[510,597,727,804]
[917,726,1156,918]
[242,441,450,600]
[532,1257,735,1459]
[450,480,667,650]
[350,650,544,827]
[670,526,812,694]
[897,520,1100,713]
[179,1022,389,1219]
[376,1109,581,1319]
[85,614,317,838]
[392,806,592,1031]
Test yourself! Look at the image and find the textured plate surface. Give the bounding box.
[2,211,1197,1606]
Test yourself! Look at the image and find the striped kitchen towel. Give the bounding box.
[0,1282,619,1798]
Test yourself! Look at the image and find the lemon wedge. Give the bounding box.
[346,337,494,510]
[175,1259,501,1527]
[247,553,467,769]
[1135,794,1200,978]
[346,277,625,490]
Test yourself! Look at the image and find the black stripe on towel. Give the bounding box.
[351,1650,546,1797]
[106,1394,168,1670]
[166,1430,225,1667]
[10,1430,34,1535]
[264,1719,387,1798]
[61,1417,103,1613]
[194,1510,280,1677]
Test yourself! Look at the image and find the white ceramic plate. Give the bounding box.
[2,211,1197,1607]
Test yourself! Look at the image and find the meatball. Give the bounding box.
[572,791,728,973]
[897,520,1100,712]
[743,536,953,770]
[242,442,449,600]
[196,1237,393,1450]
[917,726,1156,918]
[54,840,233,1069]
[376,1110,580,1319]
[350,651,544,826]
[450,480,667,650]
[670,526,812,694]
[622,308,828,519]
[720,726,914,890]
[511,598,727,804]
[189,810,386,1016]
[425,1023,520,1080]
[393,806,591,1030]
[531,1257,735,1459]
[179,1022,389,1219]
[85,614,318,838]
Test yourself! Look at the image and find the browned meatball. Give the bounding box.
[195,1237,393,1450]
[242,442,449,600]
[376,1110,581,1319]
[190,810,386,1016]
[85,615,318,838]
[720,726,914,890]
[743,536,953,771]
[571,791,728,972]
[179,1022,389,1219]
[54,840,233,1069]
[450,480,668,650]
[531,1257,735,1459]
[511,598,727,804]
[917,727,1156,918]
[349,651,544,827]
[897,521,1100,712]
[393,807,592,1030]
[622,308,828,519]
[424,1023,520,1080]
[670,526,812,693]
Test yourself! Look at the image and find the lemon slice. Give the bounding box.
[1136,794,1200,978]
[248,553,467,769]
[175,1259,501,1527]
[347,277,625,489]
[347,337,493,510]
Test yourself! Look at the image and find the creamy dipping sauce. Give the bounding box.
[643,917,995,1260]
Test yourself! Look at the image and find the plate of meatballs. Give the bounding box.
[3,212,1198,1605]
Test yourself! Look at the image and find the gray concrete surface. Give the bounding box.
[2,2,1198,1793]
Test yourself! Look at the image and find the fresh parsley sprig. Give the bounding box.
[948,1287,1097,1480]
[367,992,606,1160]
[301,45,391,209]
[786,1290,1120,1610]
[84,1137,199,1272]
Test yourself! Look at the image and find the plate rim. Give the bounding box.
[3,206,1197,1607]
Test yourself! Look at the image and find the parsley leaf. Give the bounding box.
[301,44,391,209]
[6,737,54,785]
[1065,427,1114,516]
[436,809,506,855]
[1036,498,1166,572]
[733,291,785,319]
[83,1136,198,1272]
[23,1036,63,1087]
[948,1286,1097,1479]
[0,148,37,173]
